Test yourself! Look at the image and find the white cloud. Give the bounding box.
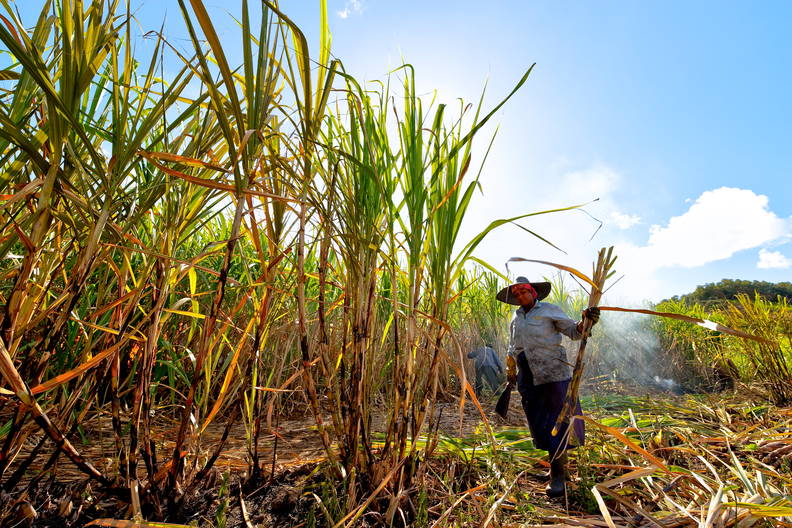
[610,211,641,229]
[468,162,790,303]
[337,0,363,19]
[469,163,642,271]
[757,248,792,269]
[637,187,789,268]
[601,187,790,302]
[467,163,656,299]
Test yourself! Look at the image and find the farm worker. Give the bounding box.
[497,276,600,497]
[467,343,504,397]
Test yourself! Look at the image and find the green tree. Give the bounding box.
[670,279,792,305]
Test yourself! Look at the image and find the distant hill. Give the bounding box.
[669,279,792,304]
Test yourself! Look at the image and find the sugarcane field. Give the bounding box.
[1,1,791,527]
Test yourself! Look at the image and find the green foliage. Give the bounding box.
[722,294,792,404]
[652,294,791,399]
[7,3,788,527]
[651,299,730,386]
[0,0,552,521]
[670,278,792,305]
[214,471,230,528]
[545,274,588,318]
[450,268,511,348]
[572,446,599,514]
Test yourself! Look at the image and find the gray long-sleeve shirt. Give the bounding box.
[507,302,583,385]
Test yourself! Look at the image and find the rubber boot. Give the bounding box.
[545,453,567,498]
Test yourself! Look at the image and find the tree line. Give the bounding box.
[669,279,792,304]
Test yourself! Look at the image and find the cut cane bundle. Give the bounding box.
[551,246,616,443]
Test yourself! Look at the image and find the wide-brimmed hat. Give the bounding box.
[496,276,551,305]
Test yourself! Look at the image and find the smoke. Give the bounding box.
[565,301,683,393]
[653,376,680,393]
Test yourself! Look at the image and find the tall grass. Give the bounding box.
[651,294,792,401]
[0,0,541,523]
[723,294,792,403]
[0,0,321,515]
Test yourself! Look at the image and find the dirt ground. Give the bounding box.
[2,379,673,526]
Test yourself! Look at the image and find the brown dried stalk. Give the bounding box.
[553,246,616,443]
[0,339,111,487]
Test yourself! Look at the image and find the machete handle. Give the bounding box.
[506,354,517,385]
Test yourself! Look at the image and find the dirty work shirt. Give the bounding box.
[507,302,583,385]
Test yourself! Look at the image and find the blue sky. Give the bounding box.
[13,1,792,303]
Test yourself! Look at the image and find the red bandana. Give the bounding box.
[511,283,537,299]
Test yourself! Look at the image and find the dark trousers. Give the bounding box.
[516,352,585,456]
[475,365,502,396]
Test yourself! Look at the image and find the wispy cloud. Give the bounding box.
[337,0,363,19]
[481,163,650,297]
[529,164,641,233]
[757,248,792,269]
[610,211,641,229]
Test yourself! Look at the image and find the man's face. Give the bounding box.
[511,285,535,306]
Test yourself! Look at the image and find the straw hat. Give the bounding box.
[496,276,551,305]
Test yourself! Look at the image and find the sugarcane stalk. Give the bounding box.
[552,246,616,442]
[0,338,111,487]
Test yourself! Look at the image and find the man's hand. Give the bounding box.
[582,307,600,326]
